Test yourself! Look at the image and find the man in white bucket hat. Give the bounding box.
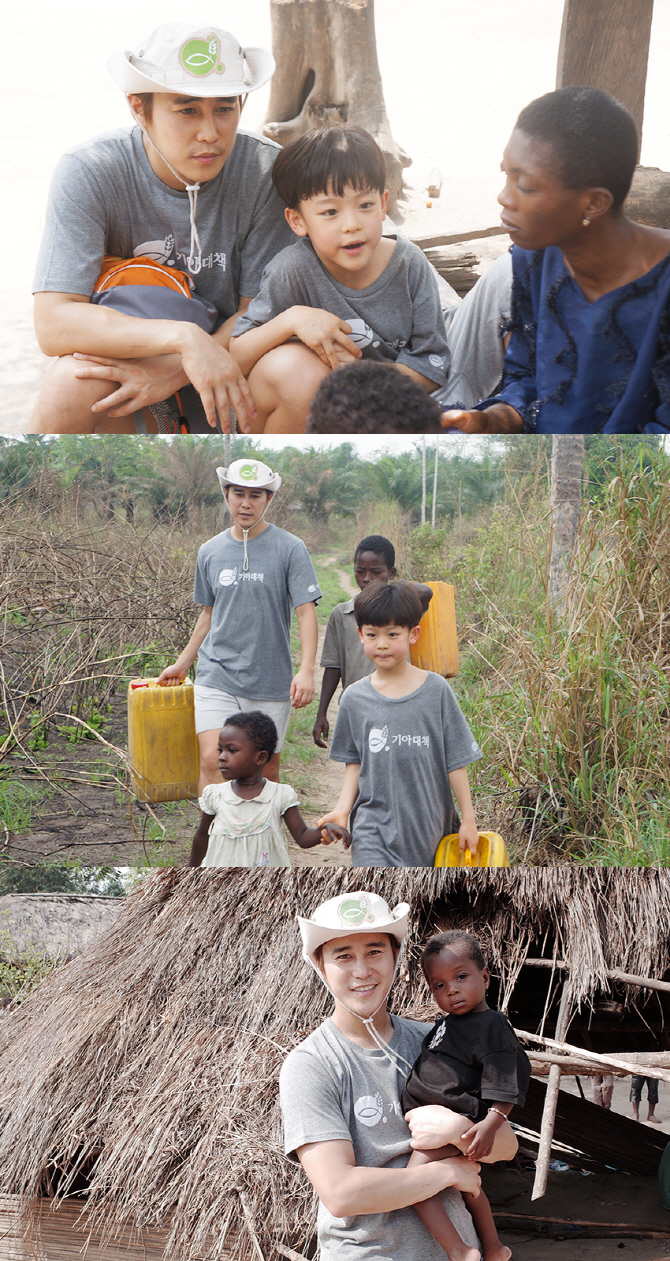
[29,21,294,435]
[158,459,320,790]
[279,890,482,1261]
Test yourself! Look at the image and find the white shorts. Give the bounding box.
[193,685,293,750]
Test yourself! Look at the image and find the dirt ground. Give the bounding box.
[491,1074,670,1259]
[2,568,354,871]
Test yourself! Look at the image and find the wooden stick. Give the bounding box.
[492,1211,670,1239]
[531,982,572,1200]
[277,1246,309,1261]
[516,1029,670,1083]
[522,957,670,994]
[410,226,508,251]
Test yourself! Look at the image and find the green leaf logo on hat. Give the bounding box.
[338,894,374,927]
[239,463,258,480]
[180,35,225,77]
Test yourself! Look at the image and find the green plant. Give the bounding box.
[0,781,49,834]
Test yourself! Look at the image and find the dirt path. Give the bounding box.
[288,561,356,867]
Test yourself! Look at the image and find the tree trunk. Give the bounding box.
[556,0,654,149]
[548,435,584,616]
[264,0,410,210]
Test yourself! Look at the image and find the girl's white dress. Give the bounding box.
[198,780,300,867]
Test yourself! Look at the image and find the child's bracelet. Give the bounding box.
[487,1107,507,1119]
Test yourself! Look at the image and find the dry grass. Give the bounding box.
[0,869,668,1260]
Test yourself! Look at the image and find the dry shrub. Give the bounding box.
[0,494,202,770]
[460,462,670,858]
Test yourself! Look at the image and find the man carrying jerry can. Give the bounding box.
[158,460,320,790]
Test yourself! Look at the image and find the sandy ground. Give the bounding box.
[3,0,669,432]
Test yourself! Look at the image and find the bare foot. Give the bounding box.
[647,1115,662,1123]
[449,1249,480,1261]
[483,1247,512,1261]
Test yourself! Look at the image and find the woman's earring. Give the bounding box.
[582,215,591,226]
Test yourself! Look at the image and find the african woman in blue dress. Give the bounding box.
[442,86,670,434]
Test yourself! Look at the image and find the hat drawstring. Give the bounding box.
[241,527,250,571]
[306,953,416,1077]
[138,123,202,273]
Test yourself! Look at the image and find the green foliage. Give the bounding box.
[0,863,127,895]
[0,780,49,834]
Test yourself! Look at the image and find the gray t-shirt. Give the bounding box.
[320,599,374,692]
[33,126,294,316]
[280,1015,479,1261]
[329,673,482,866]
[192,524,321,700]
[233,235,450,388]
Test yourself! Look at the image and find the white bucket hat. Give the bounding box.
[108,22,275,97]
[217,460,282,495]
[298,891,410,963]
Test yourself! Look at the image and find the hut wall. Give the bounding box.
[0,1195,231,1261]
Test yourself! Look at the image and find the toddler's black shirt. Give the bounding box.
[402,1007,531,1122]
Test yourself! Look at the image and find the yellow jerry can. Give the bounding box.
[434,832,510,868]
[409,581,458,677]
[127,678,200,803]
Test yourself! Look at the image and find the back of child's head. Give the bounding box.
[355,535,395,569]
[271,124,387,210]
[306,361,445,434]
[421,930,487,976]
[354,579,423,630]
[222,710,278,760]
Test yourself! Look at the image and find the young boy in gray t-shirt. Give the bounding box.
[320,582,482,867]
[230,125,450,433]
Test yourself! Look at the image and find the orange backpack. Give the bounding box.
[94,255,194,297]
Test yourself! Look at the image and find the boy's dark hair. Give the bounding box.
[354,580,423,630]
[516,86,638,213]
[272,125,387,210]
[307,361,445,434]
[421,930,487,974]
[222,710,278,760]
[355,535,395,569]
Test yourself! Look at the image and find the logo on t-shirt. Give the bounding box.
[347,318,380,350]
[428,1019,447,1050]
[354,1093,384,1127]
[133,235,175,264]
[429,353,446,369]
[368,725,389,753]
[219,567,237,586]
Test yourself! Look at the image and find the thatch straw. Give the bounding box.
[0,869,667,1260]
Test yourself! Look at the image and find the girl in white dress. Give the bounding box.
[189,711,350,867]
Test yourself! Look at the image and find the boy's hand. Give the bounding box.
[290,307,362,371]
[459,818,480,857]
[291,668,315,708]
[317,809,349,832]
[312,712,330,747]
[319,823,352,848]
[461,1113,502,1161]
[157,664,187,687]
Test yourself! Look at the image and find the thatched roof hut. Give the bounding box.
[0,869,668,1261]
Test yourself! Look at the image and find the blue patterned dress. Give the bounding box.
[475,245,670,433]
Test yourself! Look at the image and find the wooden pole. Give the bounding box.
[518,1030,670,1084]
[421,437,426,526]
[531,981,572,1200]
[431,438,439,529]
[522,956,670,995]
[556,0,654,147]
